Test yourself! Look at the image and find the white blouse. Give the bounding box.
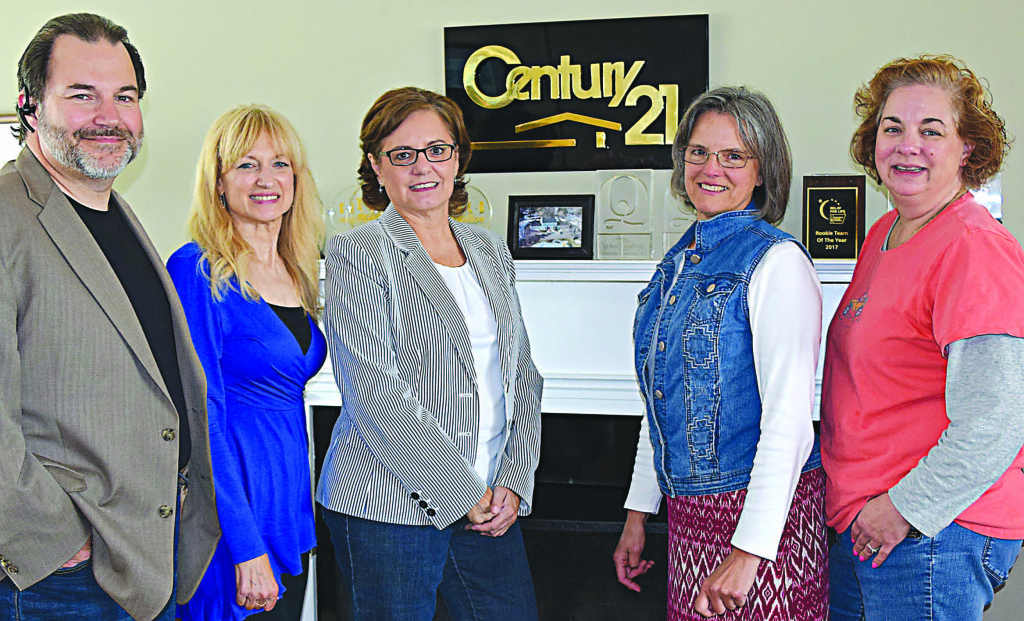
[624,241,822,560]
[435,262,507,487]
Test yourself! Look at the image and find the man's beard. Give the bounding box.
[37,111,143,180]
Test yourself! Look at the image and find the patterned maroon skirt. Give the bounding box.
[666,468,828,621]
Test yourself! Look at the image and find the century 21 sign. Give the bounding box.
[444,16,709,173]
[463,45,679,146]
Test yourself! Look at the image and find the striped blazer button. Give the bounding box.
[410,492,420,500]
[426,509,436,517]
[419,500,428,508]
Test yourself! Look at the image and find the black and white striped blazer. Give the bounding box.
[316,205,542,529]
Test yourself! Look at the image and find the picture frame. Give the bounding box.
[507,194,595,260]
[1,113,21,165]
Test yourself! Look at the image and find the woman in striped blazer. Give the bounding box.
[316,87,543,620]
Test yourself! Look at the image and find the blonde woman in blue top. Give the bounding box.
[168,105,325,621]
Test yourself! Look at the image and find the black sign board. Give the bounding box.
[802,175,866,260]
[444,16,709,173]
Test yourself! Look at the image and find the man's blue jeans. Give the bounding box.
[0,558,176,620]
[830,522,1022,620]
[0,489,180,620]
[322,509,538,621]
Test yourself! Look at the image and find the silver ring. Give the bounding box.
[866,544,880,555]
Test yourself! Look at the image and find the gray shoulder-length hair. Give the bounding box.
[670,86,792,225]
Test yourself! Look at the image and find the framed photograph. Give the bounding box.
[507,194,595,260]
[1,113,21,165]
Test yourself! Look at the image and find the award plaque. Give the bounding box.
[324,186,381,240]
[802,175,866,260]
[455,185,494,228]
[595,170,653,259]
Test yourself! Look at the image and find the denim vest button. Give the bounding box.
[668,295,676,305]
[658,341,666,352]
[690,254,702,264]
[706,283,716,293]
[654,389,664,399]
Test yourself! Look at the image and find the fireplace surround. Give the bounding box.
[302,259,854,620]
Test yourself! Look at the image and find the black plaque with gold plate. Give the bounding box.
[802,175,866,260]
[444,16,708,173]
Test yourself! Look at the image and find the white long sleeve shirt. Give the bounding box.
[624,241,822,560]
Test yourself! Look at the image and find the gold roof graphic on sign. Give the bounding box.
[471,113,619,151]
[515,113,622,133]
[472,139,577,151]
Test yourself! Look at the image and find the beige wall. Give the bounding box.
[3,0,1023,257]
[4,1,1024,617]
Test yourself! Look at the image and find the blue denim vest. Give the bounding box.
[633,204,821,497]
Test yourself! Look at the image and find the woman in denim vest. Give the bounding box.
[613,87,827,620]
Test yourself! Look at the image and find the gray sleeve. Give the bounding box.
[889,334,1024,537]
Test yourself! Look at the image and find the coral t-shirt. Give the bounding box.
[821,193,1024,538]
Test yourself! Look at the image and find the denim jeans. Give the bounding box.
[0,488,180,621]
[830,522,1022,620]
[322,509,538,621]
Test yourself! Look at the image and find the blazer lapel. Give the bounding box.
[451,220,514,390]
[379,206,477,380]
[23,151,172,404]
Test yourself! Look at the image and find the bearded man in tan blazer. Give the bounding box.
[0,14,219,621]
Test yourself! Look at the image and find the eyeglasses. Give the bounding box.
[681,146,754,169]
[379,144,455,166]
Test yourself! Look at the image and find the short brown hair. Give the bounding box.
[15,13,146,144]
[357,87,473,216]
[850,54,1010,189]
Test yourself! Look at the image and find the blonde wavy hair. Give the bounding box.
[187,104,323,317]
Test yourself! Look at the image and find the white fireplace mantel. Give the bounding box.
[306,259,855,417]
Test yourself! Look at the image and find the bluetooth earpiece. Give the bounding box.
[17,92,37,133]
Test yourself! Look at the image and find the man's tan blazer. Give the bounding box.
[0,149,219,620]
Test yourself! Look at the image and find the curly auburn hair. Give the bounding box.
[850,54,1010,189]
[357,87,473,217]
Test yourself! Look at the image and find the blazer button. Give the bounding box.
[161,428,176,441]
[426,509,436,517]
[410,492,420,501]
[654,389,664,399]
[418,500,428,508]
[690,254,702,264]
[158,505,174,518]
[6,564,16,575]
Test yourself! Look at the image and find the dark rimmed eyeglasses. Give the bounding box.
[681,146,754,169]
[379,144,455,166]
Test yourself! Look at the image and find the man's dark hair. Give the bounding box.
[14,13,146,144]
